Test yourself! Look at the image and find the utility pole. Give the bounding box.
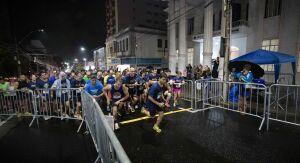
[14,37,21,76]
[223,0,232,82]
[221,0,232,102]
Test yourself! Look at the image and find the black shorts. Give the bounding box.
[57,93,69,103]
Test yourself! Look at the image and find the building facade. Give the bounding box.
[105,0,168,68]
[167,0,300,83]
[93,47,106,70]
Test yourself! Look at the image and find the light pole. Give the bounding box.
[15,29,44,75]
[83,58,87,67]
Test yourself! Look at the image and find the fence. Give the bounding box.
[81,91,130,163]
[267,84,300,130]
[180,80,194,108]
[0,88,131,163]
[179,79,300,131]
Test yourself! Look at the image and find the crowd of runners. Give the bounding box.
[0,67,195,133]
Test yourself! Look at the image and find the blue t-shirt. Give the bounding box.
[85,82,103,96]
[124,75,138,92]
[172,76,184,89]
[86,79,101,85]
[136,76,147,92]
[148,73,159,81]
[106,76,116,85]
[27,81,37,91]
[49,75,56,86]
[146,82,164,108]
[36,79,50,89]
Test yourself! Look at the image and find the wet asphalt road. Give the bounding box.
[116,108,300,163]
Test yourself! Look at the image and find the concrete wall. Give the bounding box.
[135,32,167,59]
[278,0,300,75]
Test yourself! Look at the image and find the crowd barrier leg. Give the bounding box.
[29,92,39,128]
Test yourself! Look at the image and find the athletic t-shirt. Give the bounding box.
[106,76,116,85]
[27,81,37,91]
[146,82,163,108]
[172,76,184,89]
[136,76,147,92]
[85,82,103,96]
[124,74,137,94]
[148,73,159,81]
[110,84,125,102]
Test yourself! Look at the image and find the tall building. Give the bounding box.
[105,0,168,68]
[167,0,300,83]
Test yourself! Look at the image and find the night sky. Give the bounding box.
[7,0,106,62]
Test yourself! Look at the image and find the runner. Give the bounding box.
[171,71,185,107]
[141,72,168,133]
[104,76,129,130]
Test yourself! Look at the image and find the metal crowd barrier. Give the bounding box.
[267,84,300,130]
[180,80,194,108]
[193,80,268,130]
[81,91,130,163]
[0,88,130,163]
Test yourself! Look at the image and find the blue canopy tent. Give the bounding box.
[230,49,296,84]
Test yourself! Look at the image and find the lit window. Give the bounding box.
[261,39,279,71]
[187,48,194,65]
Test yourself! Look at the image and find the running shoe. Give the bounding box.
[153,124,161,133]
[114,123,120,130]
[129,106,135,113]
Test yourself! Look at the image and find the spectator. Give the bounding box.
[212,57,219,78]
[186,64,193,80]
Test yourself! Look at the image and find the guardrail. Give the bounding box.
[0,88,131,163]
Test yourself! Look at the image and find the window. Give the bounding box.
[165,40,168,48]
[175,23,179,38]
[154,20,158,24]
[297,52,300,72]
[147,19,152,23]
[188,17,194,35]
[265,0,282,18]
[113,41,117,52]
[132,8,136,12]
[157,39,162,48]
[122,39,125,51]
[187,48,194,65]
[261,39,279,71]
[126,38,129,51]
[147,11,152,15]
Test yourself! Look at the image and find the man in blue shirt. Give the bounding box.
[141,72,168,133]
[85,75,104,102]
[124,67,139,112]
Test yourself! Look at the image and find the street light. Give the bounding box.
[83,58,87,67]
[80,47,86,52]
[74,58,78,63]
